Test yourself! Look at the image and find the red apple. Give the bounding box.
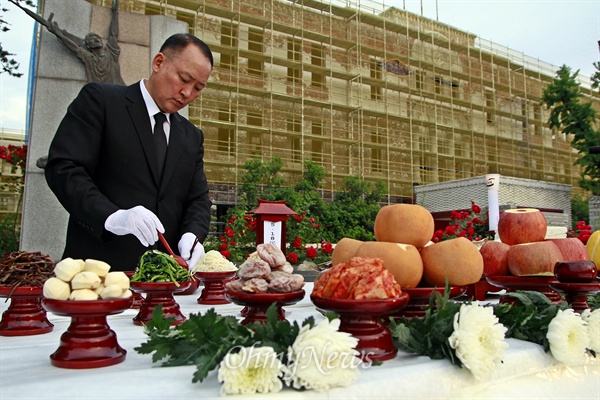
[498,208,547,245]
[507,241,563,276]
[479,241,511,276]
[545,238,590,262]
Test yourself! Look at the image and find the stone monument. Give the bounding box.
[19,0,187,261]
[11,0,125,85]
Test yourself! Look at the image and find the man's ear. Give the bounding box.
[152,52,165,73]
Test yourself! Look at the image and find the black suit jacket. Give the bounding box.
[45,82,212,270]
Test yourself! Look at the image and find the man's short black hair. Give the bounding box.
[160,33,213,67]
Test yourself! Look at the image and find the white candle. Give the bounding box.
[486,174,500,232]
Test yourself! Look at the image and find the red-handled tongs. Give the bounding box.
[158,231,188,269]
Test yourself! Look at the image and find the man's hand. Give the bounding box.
[178,232,205,270]
[104,206,164,247]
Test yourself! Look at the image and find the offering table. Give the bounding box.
[1,283,598,399]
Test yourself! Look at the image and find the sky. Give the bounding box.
[0,0,599,133]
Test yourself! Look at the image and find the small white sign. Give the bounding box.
[263,220,282,247]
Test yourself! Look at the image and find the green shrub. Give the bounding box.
[205,158,386,264]
[0,214,19,255]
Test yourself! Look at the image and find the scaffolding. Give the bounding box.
[95,0,600,204]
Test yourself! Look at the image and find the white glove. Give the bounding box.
[178,232,205,270]
[104,206,164,247]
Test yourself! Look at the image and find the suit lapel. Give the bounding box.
[160,112,186,190]
[125,84,161,186]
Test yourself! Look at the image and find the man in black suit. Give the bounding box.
[45,33,213,271]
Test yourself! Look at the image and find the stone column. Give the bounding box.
[588,195,600,230]
[20,0,187,261]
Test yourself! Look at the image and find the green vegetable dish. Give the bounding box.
[131,250,193,285]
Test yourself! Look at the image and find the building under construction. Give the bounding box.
[94,0,600,208]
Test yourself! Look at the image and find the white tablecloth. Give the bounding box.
[1,283,599,400]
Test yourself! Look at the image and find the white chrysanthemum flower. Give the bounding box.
[284,318,361,391]
[581,309,600,353]
[547,308,589,365]
[448,303,508,380]
[217,346,286,395]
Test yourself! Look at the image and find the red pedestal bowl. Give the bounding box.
[195,271,237,305]
[175,276,202,295]
[466,277,502,301]
[485,275,563,304]
[129,281,191,326]
[0,285,54,336]
[42,296,133,368]
[554,261,598,283]
[123,271,144,309]
[310,293,410,362]
[549,281,600,312]
[225,289,305,325]
[551,261,600,312]
[392,286,466,320]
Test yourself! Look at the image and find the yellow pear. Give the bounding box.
[586,230,600,268]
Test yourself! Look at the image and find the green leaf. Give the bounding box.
[492,291,566,352]
[191,351,228,384]
[390,281,463,365]
[390,323,420,353]
[247,303,308,362]
[145,304,176,331]
[541,65,600,194]
[134,303,321,385]
[588,292,600,310]
[135,307,257,383]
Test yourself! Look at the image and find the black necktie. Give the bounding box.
[153,113,167,177]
